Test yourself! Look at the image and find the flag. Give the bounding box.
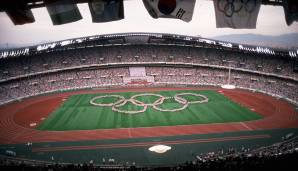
[142,0,196,22]
[45,0,82,25]
[283,0,298,26]
[213,0,261,29]
[5,0,35,25]
[88,0,124,23]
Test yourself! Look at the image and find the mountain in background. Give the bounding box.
[212,33,298,50]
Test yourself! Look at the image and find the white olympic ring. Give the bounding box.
[90,93,209,115]
[152,96,189,112]
[90,95,125,106]
[175,93,209,104]
[131,93,165,106]
[112,99,147,114]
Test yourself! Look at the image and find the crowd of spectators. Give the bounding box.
[147,67,298,102]
[0,65,297,105]
[0,45,297,80]
[0,68,129,104]
[0,45,298,170]
[1,136,297,171]
[0,44,297,105]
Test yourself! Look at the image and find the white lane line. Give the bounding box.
[240,122,253,131]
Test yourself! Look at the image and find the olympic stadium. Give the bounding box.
[1,0,298,170]
[0,32,298,170]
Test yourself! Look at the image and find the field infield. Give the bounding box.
[0,87,297,145]
[37,90,262,131]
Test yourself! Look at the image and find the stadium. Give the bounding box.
[0,32,298,170]
[1,0,298,170]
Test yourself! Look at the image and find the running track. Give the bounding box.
[32,134,271,152]
[0,87,297,145]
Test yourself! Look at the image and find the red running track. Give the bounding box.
[0,87,297,144]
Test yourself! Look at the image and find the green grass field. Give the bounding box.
[37,90,263,131]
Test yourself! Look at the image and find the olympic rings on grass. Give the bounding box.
[112,99,147,114]
[89,93,209,115]
[90,95,125,106]
[130,93,165,106]
[175,93,209,104]
[152,96,189,112]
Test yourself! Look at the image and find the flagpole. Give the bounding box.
[227,60,233,86]
[221,60,235,89]
[228,66,231,85]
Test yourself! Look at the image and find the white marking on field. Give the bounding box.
[41,117,46,120]
[149,145,171,153]
[251,108,255,111]
[30,123,37,127]
[240,122,252,131]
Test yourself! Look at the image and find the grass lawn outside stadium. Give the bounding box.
[37,90,262,131]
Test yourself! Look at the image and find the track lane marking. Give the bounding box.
[240,122,253,131]
[32,134,270,152]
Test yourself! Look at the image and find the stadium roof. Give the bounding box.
[0,32,297,59]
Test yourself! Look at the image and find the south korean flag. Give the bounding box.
[142,0,196,22]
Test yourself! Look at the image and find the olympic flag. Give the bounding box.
[142,0,196,22]
[213,0,262,29]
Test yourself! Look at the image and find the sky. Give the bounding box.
[0,0,298,48]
